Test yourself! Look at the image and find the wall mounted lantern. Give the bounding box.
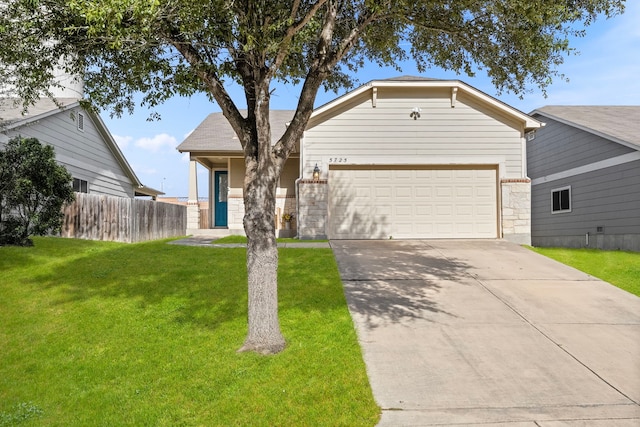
[410,107,421,120]
[312,163,320,182]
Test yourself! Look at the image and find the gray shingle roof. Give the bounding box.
[532,106,640,149]
[177,109,296,152]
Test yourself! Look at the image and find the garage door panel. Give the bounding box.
[329,166,497,239]
[435,186,453,198]
[455,204,474,217]
[415,186,433,199]
[395,186,413,198]
[395,205,413,217]
[374,169,392,179]
[456,186,473,197]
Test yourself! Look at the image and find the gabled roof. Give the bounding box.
[311,76,542,131]
[0,97,80,125]
[1,97,162,197]
[530,106,640,150]
[177,77,542,153]
[177,109,295,152]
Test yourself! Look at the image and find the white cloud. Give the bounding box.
[134,133,178,152]
[113,134,133,149]
[138,166,159,175]
[181,152,190,162]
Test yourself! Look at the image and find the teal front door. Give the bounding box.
[214,171,228,227]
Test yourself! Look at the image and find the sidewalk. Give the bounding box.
[168,236,330,248]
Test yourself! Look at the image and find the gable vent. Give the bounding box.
[77,112,85,132]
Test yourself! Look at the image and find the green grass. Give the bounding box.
[529,247,640,297]
[212,235,328,244]
[0,237,379,426]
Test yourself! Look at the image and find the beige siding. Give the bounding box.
[227,157,299,195]
[2,108,135,197]
[304,87,524,179]
[279,159,299,193]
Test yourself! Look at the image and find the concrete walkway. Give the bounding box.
[332,239,640,426]
[168,236,330,248]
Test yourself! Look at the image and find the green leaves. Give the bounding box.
[0,137,75,246]
[0,0,625,116]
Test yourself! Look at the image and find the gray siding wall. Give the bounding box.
[304,87,526,179]
[528,115,634,179]
[1,108,135,198]
[531,160,640,251]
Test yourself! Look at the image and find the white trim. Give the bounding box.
[322,155,507,178]
[551,185,572,214]
[310,80,543,130]
[531,151,640,186]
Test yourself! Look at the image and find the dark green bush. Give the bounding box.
[0,136,75,246]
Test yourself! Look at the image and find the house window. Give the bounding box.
[77,112,85,132]
[551,186,571,213]
[73,178,88,193]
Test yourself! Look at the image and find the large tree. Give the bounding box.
[0,0,624,353]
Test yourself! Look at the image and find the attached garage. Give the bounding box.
[328,165,498,239]
[297,77,543,244]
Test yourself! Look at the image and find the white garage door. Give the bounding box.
[329,166,497,239]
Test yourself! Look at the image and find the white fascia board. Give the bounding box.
[310,79,543,131]
[2,100,80,131]
[531,151,640,186]
[88,109,144,188]
[310,83,372,118]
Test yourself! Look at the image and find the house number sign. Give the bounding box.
[328,157,348,163]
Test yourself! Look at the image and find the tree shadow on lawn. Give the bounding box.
[22,240,347,335]
[332,240,473,329]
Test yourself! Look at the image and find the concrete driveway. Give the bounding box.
[331,240,640,426]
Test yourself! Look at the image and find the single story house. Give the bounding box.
[178,76,542,243]
[0,97,161,199]
[527,106,640,251]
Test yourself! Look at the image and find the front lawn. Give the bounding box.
[0,237,378,426]
[529,247,640,297]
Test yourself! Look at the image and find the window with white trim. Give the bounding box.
[73,178,88,193]
[551,186,571,214]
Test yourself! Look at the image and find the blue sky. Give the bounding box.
[104,3,640,198]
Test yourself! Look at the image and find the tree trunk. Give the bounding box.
[238,170,286,354]
[237,80,286,354]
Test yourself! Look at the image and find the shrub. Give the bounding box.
[0,136,75,246]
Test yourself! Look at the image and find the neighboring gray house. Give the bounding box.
[527,106,640,252]
[179,77,542,243]
[0,98,161,199]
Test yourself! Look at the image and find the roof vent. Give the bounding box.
[77,112,84,131]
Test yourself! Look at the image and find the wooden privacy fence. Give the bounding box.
[61,193,187,243]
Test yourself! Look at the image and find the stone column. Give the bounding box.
[501,178,531,245]
[186,160,200,231]
[298,180,328,239]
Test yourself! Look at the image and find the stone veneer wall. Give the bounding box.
[226,194,296,234]
[501,179,531,245]
[298,180,328,239]
[186,202,200,231]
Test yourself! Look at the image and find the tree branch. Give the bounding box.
[166,29,248,144]
[269,0,328,79]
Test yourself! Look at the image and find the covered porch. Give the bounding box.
[185,154,300,237]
